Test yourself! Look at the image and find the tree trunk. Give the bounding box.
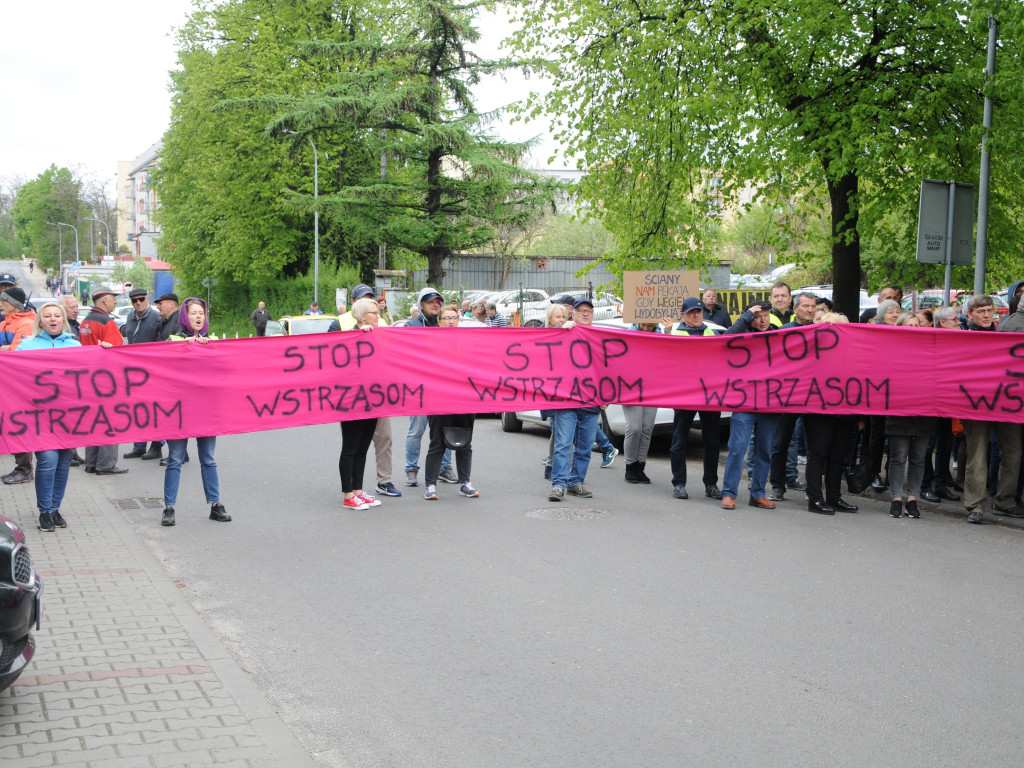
[424,144,447,287]
[826,170,861,321]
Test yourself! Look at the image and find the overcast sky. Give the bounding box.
[0,1,561,194]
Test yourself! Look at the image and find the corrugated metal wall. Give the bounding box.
[410,255,618,292]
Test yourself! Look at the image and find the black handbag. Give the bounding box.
[443,427,473,450]
[845,461,873,494]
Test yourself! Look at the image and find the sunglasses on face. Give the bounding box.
[131,297,147,304]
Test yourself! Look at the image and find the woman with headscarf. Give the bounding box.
[873,299,902,326]
[16,301,81,532]
[161,297,230,527]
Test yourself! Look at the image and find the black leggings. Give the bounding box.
[339,418,378,493]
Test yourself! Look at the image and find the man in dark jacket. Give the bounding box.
[700,288,732,328]
[250,301,271,336]
[963,295,1023,523]
[123,289,164,461]
[154,293,181,342]
[720,302,780,510]
[998,280,1024,333]
[669,297,724,501]
[62,295,81,340]
[402,287,453,485]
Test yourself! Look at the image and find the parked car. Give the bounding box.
[264,319,284,336]
[392,316,486,328]
[0,513,42,694]
[482,289,553,322]
[278,315,339,335]
[521,290,623,326]
[901,290,1009,317]
[795,285,878,315]
[499,318,728,447]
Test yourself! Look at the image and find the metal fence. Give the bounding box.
[410,254,618,292]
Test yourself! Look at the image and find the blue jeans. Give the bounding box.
[164,437,219,506]
[594,426,614,453]
[723,412,780,501]
[35,449,73,513]
[550,409,599,489]
[404,415,450,473]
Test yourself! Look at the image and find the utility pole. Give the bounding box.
[974,9,1000,295]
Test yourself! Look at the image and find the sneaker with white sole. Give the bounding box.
[357,492,382,508]
[567,484,593,498]
[405,469,418,487]
[459,483,479,498]
[424,484,438,500]
[439,466,459,484]
[343,495,369,510]
[375,482,402,497]
[548,486,565,501]
[600,447,618,468]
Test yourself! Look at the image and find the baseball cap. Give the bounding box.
[351,284,375,301]
[418,287,444,304]
[92,288,115,301]
[0,273,16,286]
[550,294,575,306]
[573,297,594,310]
[682,297,703,313]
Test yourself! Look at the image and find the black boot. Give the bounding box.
[624,463,641,484]
[636,461,652,484]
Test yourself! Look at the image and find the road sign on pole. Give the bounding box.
[122,281,133,292]
[916,180,975,266]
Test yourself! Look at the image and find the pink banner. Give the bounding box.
[0,324,1021,453]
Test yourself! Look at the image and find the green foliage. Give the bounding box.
[157,0,380,309]
[9,165,87,270]
[530,212,617,260]
[109,259,155,294]
[511,0,1024,316]
[266,0,558,286]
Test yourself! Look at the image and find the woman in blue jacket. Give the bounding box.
[17,301,81,532]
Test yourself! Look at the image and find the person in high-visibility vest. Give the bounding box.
[768,282,794,327]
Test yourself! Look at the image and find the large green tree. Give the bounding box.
[512,0,1024,318]
[9,165,87,268]
[263,0,558,287]
[157,0,379,305]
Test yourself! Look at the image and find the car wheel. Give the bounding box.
[500,411,523,433]
[524,319,543,327]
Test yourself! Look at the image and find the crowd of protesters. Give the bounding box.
[7,266,1024,532]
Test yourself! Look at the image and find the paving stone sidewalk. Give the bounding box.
[0,469,318,767]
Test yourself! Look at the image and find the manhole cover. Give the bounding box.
[111,498,166,510]
[525,507,610,520]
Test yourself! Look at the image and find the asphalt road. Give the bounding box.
[103,416,1024,768]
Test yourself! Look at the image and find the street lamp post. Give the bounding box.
[85,217,111,259]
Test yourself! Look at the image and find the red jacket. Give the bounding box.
[79,307,124,346]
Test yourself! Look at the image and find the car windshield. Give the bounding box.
[288,316,336,334]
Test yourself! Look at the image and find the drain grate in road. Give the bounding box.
[111,498,166,510]
[526,506,610,520]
